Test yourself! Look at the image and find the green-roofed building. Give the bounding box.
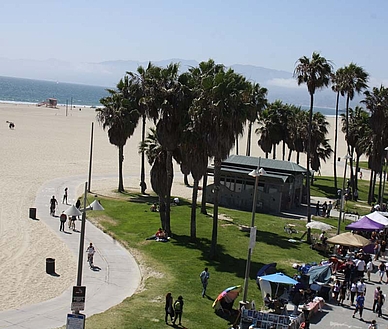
[205,155,307,213]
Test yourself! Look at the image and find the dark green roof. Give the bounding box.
[222,155,307,174]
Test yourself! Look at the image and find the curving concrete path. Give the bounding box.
[0,175,141,329]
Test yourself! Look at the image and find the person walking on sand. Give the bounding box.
[50,195,58,216]
[173,295,184,326]
[352,291,365,320]
[62,187,68,204]
[165,292,174,324]
[200,267,210,297]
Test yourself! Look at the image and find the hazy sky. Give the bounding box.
[1,0,387,82]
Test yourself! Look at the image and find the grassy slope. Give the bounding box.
[66,172,384,328]
[77,192,343,329]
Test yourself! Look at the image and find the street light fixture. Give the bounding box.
[242,159,266,303]
[337,154,352,235]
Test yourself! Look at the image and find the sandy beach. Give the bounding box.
[0,103,350,311]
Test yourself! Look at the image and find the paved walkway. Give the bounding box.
[0,175,141,329]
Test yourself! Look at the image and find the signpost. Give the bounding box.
[71,286,86,312]
[66,313,85,329]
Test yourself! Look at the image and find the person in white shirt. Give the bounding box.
[366,260,374,281]
[355,258,366,278]
[356,278,366,296]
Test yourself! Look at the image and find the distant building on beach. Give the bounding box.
[205,155,307,213]
[37,98,58,108]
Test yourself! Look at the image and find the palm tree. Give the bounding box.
[339,63,369,193]
[97,76,140,192]
[362,86,388,203]
[331,68,346,190]
[191,59,251,259]
[341,106,370,191]
[294,52,333,241]
[310,112,333,180]
[128,62,162,195]
[245,82,267,156]
[286,105,307,163]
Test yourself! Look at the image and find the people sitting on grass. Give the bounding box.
[146,228,169,241]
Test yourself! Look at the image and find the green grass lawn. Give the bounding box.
[73,192,348,329]
[310,176,378,216]
[61,169,386,329]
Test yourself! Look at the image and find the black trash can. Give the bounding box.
[29,207,36,219]
[46,258,55,274]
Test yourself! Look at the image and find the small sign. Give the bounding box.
[71,286,86,311]
[249,226,257,249]
[66,313,85,329]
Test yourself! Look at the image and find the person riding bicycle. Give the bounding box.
[86,242,95,266]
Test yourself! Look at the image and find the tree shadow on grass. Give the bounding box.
[171,233,288,282]
[310,177,338,198]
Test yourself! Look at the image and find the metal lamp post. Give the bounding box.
[242,160,266,303]
[65,182,104,314]
[337,154,352,235]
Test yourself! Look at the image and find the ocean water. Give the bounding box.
[0,76,109,107]
[0,75,341,116]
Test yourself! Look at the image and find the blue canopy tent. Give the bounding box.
[307,264,332,284]
[258,272,298,298]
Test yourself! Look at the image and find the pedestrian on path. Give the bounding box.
[378,262,385,283]
[372,287,380,313]
[164,292,174,324]
[350,280,357,305]
[50,195,58,216]
[200,267,210,297]
[172,296,184,326]
[352,292,365,320]
[376,290,385,317]
[327,201,332,218]
[315,201,320,216]
[59,212,67,232]
[366,260,374,281]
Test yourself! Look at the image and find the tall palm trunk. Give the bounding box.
[209,158,221,259]
[368,170,374,204]
[165,150,173,235]
[118,145,124,192]
[297,151,300,164]
[305,93,314,243]
[378,144,385,204]
[272,144,276,159]
[333,91,340,190]
[140,114,147,194]
[235,136,239,155]
[282,141,286,161]
[190,179,199,240]
[201,174,208,214]
[345,95,355,193]
[246,122,252,156]
[288,149,292,161]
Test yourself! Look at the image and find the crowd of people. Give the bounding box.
[315,200,333,218]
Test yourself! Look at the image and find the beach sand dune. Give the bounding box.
[0,103,350,311]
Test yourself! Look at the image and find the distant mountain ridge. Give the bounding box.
[0,57,361,109]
